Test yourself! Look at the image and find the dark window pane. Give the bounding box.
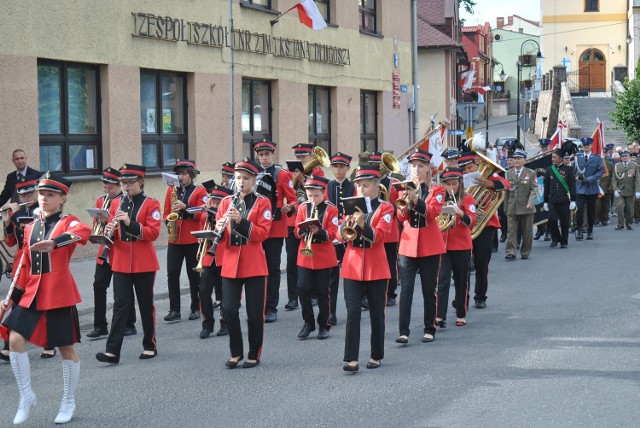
[161,75,184,134]
[253,82,270,134]
[317,88,330,134]
[316,2,328,21]
[162,143,185,167]
[67,67,97,134]
[593,50,605,61]
[308,89,314,134]
[242,81,251,133]
[38,65,61,134]
[40,145,63,171]
[365,96,376,134]
[141,73,157,134]
[69,144,98,170]
[142,143,159,167]
[581,50,591,62]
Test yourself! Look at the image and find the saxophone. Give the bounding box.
[166,185,179,243]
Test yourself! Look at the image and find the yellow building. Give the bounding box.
[0,0,413,254]
[542,0,628,92]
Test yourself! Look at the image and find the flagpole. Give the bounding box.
[229,0,235,162]
[270,4,298,27]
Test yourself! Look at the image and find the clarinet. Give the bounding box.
[98,194,129,262]
[207,191,242,257]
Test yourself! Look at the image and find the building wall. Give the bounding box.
[0,0,413,254]
[418,50,448,137]
[542,0,627,89]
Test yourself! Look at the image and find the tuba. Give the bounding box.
[166,185,179,243]
[467,151,506,239]
[292,146,331,188]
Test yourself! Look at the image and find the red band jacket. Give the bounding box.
[14,212,90,311]
[163,183,207,245]
[94,193,122,265]
[381,177,400,243]
[475,172,510,230]
[294,201,338,270]
[441,193,477,251]
[339,198,394,282]
[216,192,272,278]
[398,184,446,258]
[260,164,296,238]
[199,207,224,268]
[287,166,325,228]
[109,192,161,273]
[4,204,37,276]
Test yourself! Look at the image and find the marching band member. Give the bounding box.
[87,167,137,339]
[294,175,338,340]
[254,139,296,323]
[396,149,445,344]
[325,152,355,325]
[96,164,161,364]
[340,165,394,372]
[217,159,272,369]
[368,152,400,307]
[221,162,235,188]
[458,152,510,308]
[1,175,39,361]
[198,181,232,339]
[163,160,208,322]
[2,173,91,424]
[436,168,476,327]
[285,143,326,311]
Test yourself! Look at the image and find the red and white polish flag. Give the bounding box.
[296,0,328,30]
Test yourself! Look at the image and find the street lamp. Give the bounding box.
[627,27,640,44]
[516,39,543,142]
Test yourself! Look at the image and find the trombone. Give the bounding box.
[300,204,318,257]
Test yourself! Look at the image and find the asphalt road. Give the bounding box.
[1,222,640,427]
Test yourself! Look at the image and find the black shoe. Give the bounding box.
[436,319,447,328]
[366,360,381,369]
[521,255,529,260]
[284,299,299,310]
[213,301,221,309]
[188,311,200,320]
[386,297,396,307]
[550,241,558,247]
[505,255,516,261]
[615,225,625,230]
[298,324,315,339]
[576,230,584,240]
[164,311,181,322]
[571,226,577,233]
[328,314,337,326]
[317,328,329,340]
[199,327,213,339]
[225,357,243,369]
[216,324,228,336]
[311,298,318,307]
[395,335,409,344]
[40,349,56,359]
[560,244,568,248]
[499,235,507,243]
[139,350,157,360]
[474,301,487,309]
[86,327,109,339]
[96,352,119,364]
[627,225,633,230]
[0,352,9,362]
[544,234,551,241]
[361,296,370,309]
[586,232,593,240]
[491,247,498,253]
[265,312,277,323]
[343,362,359,372]
[123,326,137,336]
[601,221,609,226]
[243,360,260,369]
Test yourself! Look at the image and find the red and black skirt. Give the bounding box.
[2,298,81,348]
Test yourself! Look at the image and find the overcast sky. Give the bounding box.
[460,0,541,27]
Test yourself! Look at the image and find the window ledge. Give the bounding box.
[67,174,102,183]
[359,30,384,39]
[239,2,280,16]
[327,23,339,29]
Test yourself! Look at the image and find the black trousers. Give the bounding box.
[437,249,471,320]
[285,227,300,303]
[263,237,284,313]
[92,262,136,330]
[167,243,200,313]
[398,254,440,337]
[384,242,399,299]
[472,227,494,303]
[106,272,156,355]
[576,193,598,232]
[498,203,508,238]
[595,192,611,224]
[222,276,266,361]
[329,243,346,317]
[297,267,331,329]
[548,202,570,245]
[199,264,224,330]
[343,278,387,362]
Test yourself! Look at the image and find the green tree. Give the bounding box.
[611,62,640,142]
[459,0,476,14]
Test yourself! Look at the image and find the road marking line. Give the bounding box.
[546,337,640,344]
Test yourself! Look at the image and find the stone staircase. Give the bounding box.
[571,97,628,144]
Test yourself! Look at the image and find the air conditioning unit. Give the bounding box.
[519,54,536,67]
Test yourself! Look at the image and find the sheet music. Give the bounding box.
[161,172,180,186]
[86,208,110,219]
[463,172,481,189]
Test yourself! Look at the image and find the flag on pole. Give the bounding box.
[295,0,327,30]
[458,70,476,91]
[549,120,567,150]
[418,126,446,170]
[591,120,608,178]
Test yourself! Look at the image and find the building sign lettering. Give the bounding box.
[132,12,350,66]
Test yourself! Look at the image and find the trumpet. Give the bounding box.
[340,207,363,242]
[394,180,418,211]
[300,204,318,257]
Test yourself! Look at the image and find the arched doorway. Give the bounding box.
[578,48,606,92]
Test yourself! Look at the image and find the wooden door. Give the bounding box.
[578,49,606,92]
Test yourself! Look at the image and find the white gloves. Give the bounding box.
[543,203,549,211]
[636,192,640,199]
[569,201,576,210]
[615,190,621,198]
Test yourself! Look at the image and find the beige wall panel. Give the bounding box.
[333,86,361,158]
[272,80,309,160]
[0,55,39,176]
[418,51,448,138]
[380,92,411,155]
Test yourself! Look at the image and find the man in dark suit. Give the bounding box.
[573,138,604,240]
[0,149,40,207]
[543,149,576,248]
